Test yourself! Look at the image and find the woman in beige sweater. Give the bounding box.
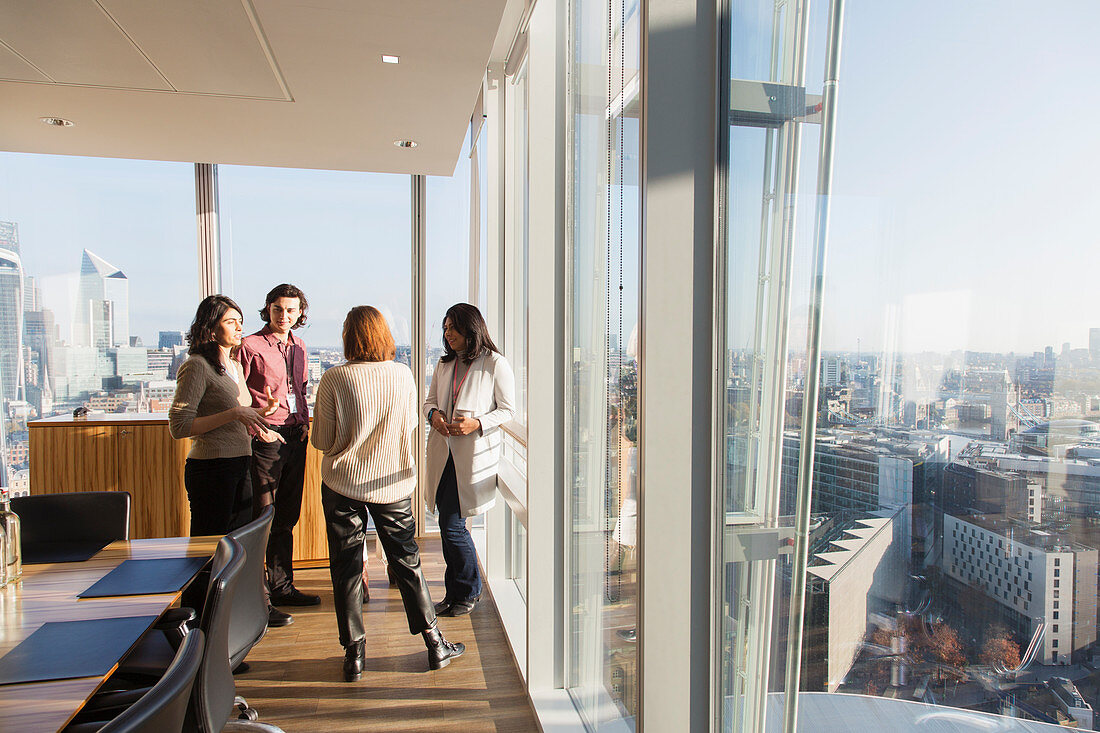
[169,295,277,536]
[311,306,465,681]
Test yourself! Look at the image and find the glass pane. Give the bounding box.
[426,134,475,532]
[510,64,530,426]
[567,0,641,727]
[218,165,412,378]
[0,153,196,496]
[721,1,1100,729]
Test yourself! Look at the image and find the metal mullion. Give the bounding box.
[194,163,220,297]
[412,175,427,537]
[782,1,845,729]
[744,1,810,729]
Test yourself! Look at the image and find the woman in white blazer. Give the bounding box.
[423,303,515,616]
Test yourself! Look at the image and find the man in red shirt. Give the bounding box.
[239,283,320,626]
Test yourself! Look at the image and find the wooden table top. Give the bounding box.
[0,536,219,733]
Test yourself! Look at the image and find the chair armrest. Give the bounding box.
[155,607,197,648]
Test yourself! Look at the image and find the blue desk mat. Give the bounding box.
[0,616,158,685]
[23,540,110,565]
[78,556,208,598]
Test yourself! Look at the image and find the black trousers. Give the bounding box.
[250,425,307,595]
[184,456,253,536]
[321,484,435,646]
[183,456,252,612]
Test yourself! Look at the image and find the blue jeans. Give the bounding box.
[437,453,482,602]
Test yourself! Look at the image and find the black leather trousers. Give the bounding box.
[321,484,435,646]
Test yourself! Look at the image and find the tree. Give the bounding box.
[980,633,1022,669]
[926,622,967,677]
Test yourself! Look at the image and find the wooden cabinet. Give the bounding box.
[28,415,330,564]
[116,424,192,539]
[30,417,190,539]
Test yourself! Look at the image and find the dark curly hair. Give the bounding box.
[440,303,499,364]
[259,283,308,329]
[186,294,243,375]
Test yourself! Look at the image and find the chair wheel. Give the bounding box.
[237,707,259,721]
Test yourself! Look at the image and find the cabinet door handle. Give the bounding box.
[119,429,130,436]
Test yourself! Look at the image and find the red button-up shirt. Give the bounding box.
[238,325,309,427]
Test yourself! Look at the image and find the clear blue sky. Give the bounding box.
[730,0,1100,354]
[0,149,470,350]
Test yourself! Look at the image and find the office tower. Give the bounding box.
[23,275,40,312]
[157,330,185,349]
[821,355,843,387]
[944,513,1097,665]
[23,309,56,406]
[0,225,25,404]
[74,250,129,348]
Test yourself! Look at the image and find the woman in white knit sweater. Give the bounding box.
[311,305,464,681]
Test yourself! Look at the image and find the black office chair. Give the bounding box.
[88,538,283,733]
[227,505,273,672]
[119,507,272,719]
[189,537,284,733]
[63,629,204,733]
[13,491,130,543]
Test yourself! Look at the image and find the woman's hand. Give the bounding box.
[259,386,279,416]
[256,428,287,444]
[448,416,481,436]
[431,410,450,436]
[234,405,272,432]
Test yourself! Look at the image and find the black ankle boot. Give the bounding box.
[342,640,366,682]
[423,623,465,670]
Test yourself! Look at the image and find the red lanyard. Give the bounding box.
[451,360,473,407]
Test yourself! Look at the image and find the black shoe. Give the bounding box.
[343,640,366,682]
[433,598,454,616]
[267,605,294,627]
[438,596,479,617]
[616,628,637,643]
[270,587,321,607]
[423,624,465,670]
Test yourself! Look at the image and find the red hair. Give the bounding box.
[343,306,395,362]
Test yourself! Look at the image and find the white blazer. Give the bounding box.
[423,351,515,517]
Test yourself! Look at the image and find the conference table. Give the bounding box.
[0,535,219,732]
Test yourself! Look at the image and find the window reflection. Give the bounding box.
[568,0,641,727]
[721,1,1100,729]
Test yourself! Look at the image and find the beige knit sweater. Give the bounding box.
[169,355,252,459]
[310,360,418,504]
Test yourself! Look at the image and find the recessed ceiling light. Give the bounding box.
[381,55,399,64]
[40,117,73,127]
[394,139,418,148]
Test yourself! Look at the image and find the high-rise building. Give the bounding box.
[944,513,1097,665]
[0,222,25,404]
[157,330,185,349]
[74,249,129,348]
[23,274,40,311]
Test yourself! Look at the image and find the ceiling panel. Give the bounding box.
[0,42,50,83]
[0,0,515,175]
[99,0,288,99]
[0,1,170,89]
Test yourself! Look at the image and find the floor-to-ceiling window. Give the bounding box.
[0,153,196,496]
[218,165,412,386]
[567,0,641,727]
[719,2,1100,729]
[503,54,531,595]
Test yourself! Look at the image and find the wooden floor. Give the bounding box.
[233,537,538,733]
